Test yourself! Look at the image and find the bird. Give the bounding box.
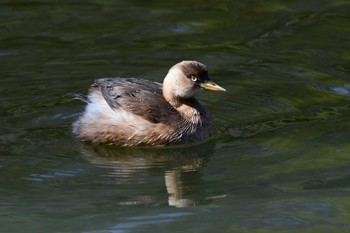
[72,61,226,146]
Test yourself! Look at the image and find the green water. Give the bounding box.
[1,0,350,232]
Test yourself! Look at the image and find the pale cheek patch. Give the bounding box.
[167,68,198,99]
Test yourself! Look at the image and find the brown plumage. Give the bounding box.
[72,61,226,146]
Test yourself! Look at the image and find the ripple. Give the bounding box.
[329,86,350,96]
[90,212,194,233]
[0,50,17,57]
[315,83,350,96]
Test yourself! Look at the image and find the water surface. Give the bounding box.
[1,0,350,232]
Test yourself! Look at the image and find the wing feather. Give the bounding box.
[95,78,179,124]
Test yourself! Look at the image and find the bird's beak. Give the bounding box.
[200,81,226,92]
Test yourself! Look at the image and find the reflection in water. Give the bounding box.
[78,141,216,207]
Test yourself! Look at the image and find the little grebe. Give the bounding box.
[73,61,226,146]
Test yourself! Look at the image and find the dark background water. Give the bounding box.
[1,0,350,232]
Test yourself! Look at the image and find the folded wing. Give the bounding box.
[95,78,180,124]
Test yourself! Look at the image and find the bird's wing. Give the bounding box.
[95,78,180,124]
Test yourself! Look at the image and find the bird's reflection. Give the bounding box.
[78,141,215,207]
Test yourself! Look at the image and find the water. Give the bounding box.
[1,0,350,232]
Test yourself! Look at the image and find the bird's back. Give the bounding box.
[95,78,180,124]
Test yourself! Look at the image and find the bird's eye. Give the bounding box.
[190,75,197,82]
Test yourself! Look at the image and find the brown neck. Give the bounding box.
[171,97,209,126]
[162,82,211,125]
[163,83,179,108]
